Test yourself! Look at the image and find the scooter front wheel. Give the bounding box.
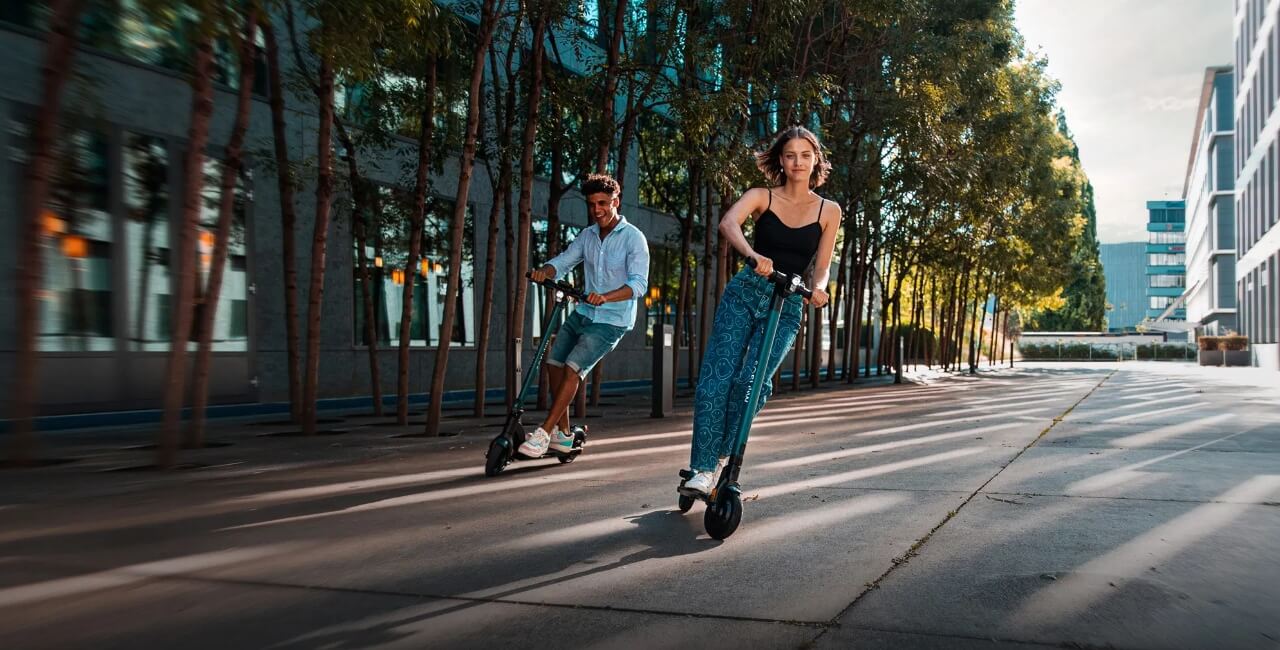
[704,492,742,540]
[485,437,512,476]
[677,494,696,513]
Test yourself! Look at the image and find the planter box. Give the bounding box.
[1199,350,1252,366]
[1199,350,1222,366]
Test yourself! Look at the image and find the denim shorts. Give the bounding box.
[546,311,628,379]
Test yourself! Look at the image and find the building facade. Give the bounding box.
[1234,0,1280,369]
[0,4,870,418]
[0,5,665,417]
[1183,67,1238,338]
[1144,200,1187,332]
[1100,242,1147,331]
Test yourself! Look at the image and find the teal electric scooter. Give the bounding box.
[677,257,813,539]
[484,273,587,477]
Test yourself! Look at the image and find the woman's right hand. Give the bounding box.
[751,255,773,277]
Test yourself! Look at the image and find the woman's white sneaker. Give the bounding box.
[518,427,551,457]
[682,471,715,495]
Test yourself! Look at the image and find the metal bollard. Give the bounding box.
[651,323,674,418]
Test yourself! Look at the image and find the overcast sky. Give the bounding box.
[1014,0,1234,243]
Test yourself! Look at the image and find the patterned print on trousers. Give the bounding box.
[689,268,804,472]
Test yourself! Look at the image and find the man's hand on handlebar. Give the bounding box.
[585,292,607,306]
[528,264,556,283]
[806,287,829,309]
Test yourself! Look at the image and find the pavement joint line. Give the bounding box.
[805,370,1118,648]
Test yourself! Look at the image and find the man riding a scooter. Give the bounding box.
[521,173,650,458]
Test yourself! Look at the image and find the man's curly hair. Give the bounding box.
[581,173,621,197]
[754,126,832,189]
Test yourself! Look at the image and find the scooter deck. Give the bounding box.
[513,443,584,461]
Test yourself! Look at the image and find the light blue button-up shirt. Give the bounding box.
[547,215,650,330]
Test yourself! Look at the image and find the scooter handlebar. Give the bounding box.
[744,257,815,302]
[525,271,587,301]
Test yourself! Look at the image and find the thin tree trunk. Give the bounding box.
[301,58,336,436]
[333,126,382,418]
[931,272,942,368]
[539,113,565,412]
[187,13,258,448]
[9,0,87,465]
[475,44,512,418]
[396,57,438,425]
[595,0,626,172]
[261,20,303,424]
[353,183,381,415]
[157,33,215,467]
[987,293,1000,366]
[426,0,498,437]
[511,11,549,383]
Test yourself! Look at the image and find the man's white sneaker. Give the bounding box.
[548,427,576,454]
[682,470,715,495]
[518,427,551,457]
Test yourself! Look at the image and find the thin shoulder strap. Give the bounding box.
[815,198,825,223]
[767,188,773,210]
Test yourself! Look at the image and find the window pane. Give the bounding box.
[192,158,250,351]
[11,120,116,352]
[123,132,171,350]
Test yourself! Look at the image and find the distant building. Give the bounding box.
[1233,0,1279,369]
[1100,242,1146,331]
[1183,66,1237,338]
[1144,200,1187,341]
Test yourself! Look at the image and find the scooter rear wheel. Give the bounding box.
[677,494,696,513]
[704,492,742,540]
[558,427,587,463]
[484,437,512,476]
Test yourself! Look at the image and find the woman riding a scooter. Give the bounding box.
[681,125,842,496]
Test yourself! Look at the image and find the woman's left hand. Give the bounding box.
[806,287,829,309]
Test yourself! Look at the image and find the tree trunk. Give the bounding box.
[261,20,303,424]
[9,0,87,465]
[987,293,1000,366]
[301,59,336,436]
[475,44,513,418]
[595,0,626,173]
[352,181,381,415]
[157,33,215,467]
[333,124,382,419]
[187,13,258,448]
[511,11,549,387]
[396,57,438,425]
[425,0,498,437]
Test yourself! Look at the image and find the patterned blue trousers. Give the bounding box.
[689,267,804,472]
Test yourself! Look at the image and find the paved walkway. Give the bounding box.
[0,362,1277,649]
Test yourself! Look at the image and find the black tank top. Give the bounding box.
[753,189,823,276]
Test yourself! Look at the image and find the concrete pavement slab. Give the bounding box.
[830,490,1280,650]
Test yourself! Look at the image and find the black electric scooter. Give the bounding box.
[484,273,589,477]
[677,257,814,539]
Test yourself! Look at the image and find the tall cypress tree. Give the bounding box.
[1030,112,1107,331]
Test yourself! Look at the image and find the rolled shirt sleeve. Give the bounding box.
[624,228,650,300]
